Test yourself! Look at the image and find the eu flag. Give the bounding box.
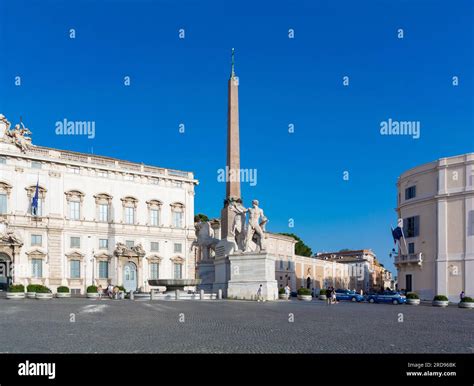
[31,180,39,216]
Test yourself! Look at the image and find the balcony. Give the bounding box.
[394,253,423,266]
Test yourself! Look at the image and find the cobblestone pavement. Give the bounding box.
[0,298,472,353]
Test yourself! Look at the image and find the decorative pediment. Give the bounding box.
[114,242,145,257]
[146,199,162,208]
[170,202,185,210]
[25,185,47,198]
[65,190,85,202]
[147,254,163,262]
[170,255,185,264]
[0,181,13,196]
[94,252,112,260]
[26,248,47,259]
[121,196,138,207]
[65,251,85,260]
[94,193,113,204]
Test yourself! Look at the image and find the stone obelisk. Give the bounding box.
[220,48,241,240]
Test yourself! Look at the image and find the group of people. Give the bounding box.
[97,283,123,300]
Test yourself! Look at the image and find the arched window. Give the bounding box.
[94,193,113,222]
[65,190,85,220]
[170,202,185,228]
[121,196,138,225]
[0,181,12,215]
[26,185,47,216]
[146,200,162,227]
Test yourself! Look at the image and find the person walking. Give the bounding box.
[97,285,103,300]
[326,286,331,305]
[257,284,263,302]
[460,290,465,301]
[331,287,337,304]
[284,284,291,298]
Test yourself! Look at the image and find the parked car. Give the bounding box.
[366,291,406,304]
[335,289,365,302]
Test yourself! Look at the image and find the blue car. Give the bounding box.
[366,291,406,305]
[335,289,365,302]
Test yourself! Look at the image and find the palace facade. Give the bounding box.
[396,153,474,301]
[0,115,198,294]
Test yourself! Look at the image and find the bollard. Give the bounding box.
[200,289,204,300]
[218,289,222,300]
[129,291,134,300]
[151,289,155,300]
[175,289,179,300]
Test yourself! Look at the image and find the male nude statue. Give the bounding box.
[244,199,267,252]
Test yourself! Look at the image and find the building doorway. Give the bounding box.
[306,277,311,289]
[123,262,137,293]
[405,274,412,292]
[0,253,12,291]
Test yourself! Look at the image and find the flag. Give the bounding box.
[31,180,39,216]
[391,226,403,244]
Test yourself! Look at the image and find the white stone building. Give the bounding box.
[0,115,198,294]
[395,153,474,301]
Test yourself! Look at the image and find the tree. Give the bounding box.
[279,233,312,257]
[339,248,351,252]
[194,213,209,223]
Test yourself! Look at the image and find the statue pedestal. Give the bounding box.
[227,252,278,301]
[197,259,215,293]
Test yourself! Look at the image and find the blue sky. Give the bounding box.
[1,0,473,273]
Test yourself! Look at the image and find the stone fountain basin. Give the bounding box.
[148,279,201,292]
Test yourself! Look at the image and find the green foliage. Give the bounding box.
[117,286,126,292]
[278,287,285,294]
[318,289,328,296]
[460,297,473,303]
[406,292,419,299]
[8,284,25,292]
[279,233,312,257]
[87,285,98,293]
[297,288,311,296]
[35,285,51,293]
[194,213,209,223]
[57,286,70,293]
[27,284,37,292]
[433,295,448,301]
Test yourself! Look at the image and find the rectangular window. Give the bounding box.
[99,204,109,222]
[408,242,415,254]
[31,161,42,169]
[174,243,182,253]
[172,211,183,228]
[150,209,159,226]
[99,239,108,249]
[0,157,6,164]
[174,263,182,279]
[288,261,292,270]
[31,234,42,246]
[124,174,133,181]
[32,259,42,278]
[70,237,80,248]
[279,260,283,269]
[125,207,134,224]
[150,242,159,252]
[404,216,420,238]
[150,263,159,279]
[70,260,80,278]
[69,201,80,220]
[405,186,416,200]
[126,240,134,248]
[0,193,7,214]
[98,261,108,279]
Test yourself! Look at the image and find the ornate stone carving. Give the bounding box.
[0,229,23,246]
[1,115,33,153]
[114,242,145,258]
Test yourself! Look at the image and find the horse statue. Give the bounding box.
[193,221,220,260]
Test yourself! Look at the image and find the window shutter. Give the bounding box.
[414,216,420,237]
